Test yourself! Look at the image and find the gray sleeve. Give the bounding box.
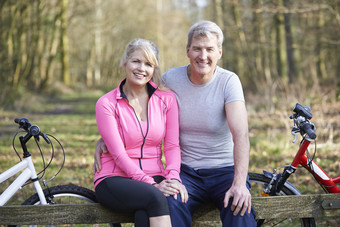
[224,74,245,104]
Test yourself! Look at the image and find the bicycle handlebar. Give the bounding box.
[301,122,316,139]
[12,117,65,183]
[15,118,31,130]
[14,118,50,144]
[290,103,316,140]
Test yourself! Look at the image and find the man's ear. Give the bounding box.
[186,45,190,57]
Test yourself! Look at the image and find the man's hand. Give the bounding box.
[224,184,251,216]
[93,138,108,173]
[154,179,188,203]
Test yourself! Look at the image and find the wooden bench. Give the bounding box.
[0,194,339,226]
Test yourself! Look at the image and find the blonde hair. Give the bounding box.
[121,38,164,89]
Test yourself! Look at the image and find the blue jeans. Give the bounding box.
[167,164,256,227]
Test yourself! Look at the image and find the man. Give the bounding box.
[95,20,256,226]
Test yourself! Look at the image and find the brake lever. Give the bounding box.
[40,132,51,144]
[291,127,299,143]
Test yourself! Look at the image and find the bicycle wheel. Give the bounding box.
[249,172,316,227]
[22,184,97,205]
[22,184,121,227]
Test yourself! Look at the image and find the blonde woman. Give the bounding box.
[94,39,187,227]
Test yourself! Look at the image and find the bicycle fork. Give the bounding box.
[257,167,301,227]
[262,165,299,196]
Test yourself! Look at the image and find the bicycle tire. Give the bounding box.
[22,184,97,205]
[21,184,121,227]
[249,172,316,227]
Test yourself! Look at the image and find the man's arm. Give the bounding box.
[223,100,251,216]
[93,138,107,173]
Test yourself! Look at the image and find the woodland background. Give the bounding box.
[0,0,339,226]
[1,0,339,109]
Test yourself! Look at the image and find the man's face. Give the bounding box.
[186,35,222,78]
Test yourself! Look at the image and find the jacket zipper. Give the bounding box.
[124,99,149,170]
[135,110,149,170]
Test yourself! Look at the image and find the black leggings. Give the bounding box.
[95,176,169,227]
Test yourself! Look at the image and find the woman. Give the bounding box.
[94,39,187,227]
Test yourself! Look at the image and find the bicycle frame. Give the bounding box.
[0,156,47,205]
[291,139,340,193]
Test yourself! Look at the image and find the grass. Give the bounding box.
[0,91,102,204]
[0,90,339,226]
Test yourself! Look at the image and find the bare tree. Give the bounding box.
[59,0,71,86]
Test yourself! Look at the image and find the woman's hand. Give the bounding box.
[154,179,188,203]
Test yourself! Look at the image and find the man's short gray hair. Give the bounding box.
[187,20,224,49]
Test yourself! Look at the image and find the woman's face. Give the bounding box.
[124,49,154,87]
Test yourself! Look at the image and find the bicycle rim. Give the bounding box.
[17,185,121,227]
[249,172,316,227]
[23,184,97,205]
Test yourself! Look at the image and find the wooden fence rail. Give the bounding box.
[0,194,339,225]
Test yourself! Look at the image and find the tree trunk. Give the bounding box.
[227,0,248,80]
[93,0,102,86]
[283,0,296,84]
[316,9,327,80]
[252,0,274,111]
[212,0,224,68]
[275,0,288,84]
[59,0,70,86]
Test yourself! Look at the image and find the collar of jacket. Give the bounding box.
[116,79,158,100]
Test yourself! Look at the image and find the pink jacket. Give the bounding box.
[94,79,181,188]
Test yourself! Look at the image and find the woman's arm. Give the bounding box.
[162,92,181,181]
[159,92,188,203]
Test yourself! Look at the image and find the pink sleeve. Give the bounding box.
[163,92,182,182]
[96,96,155,184]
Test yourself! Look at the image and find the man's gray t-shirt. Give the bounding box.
[162,65,245,169]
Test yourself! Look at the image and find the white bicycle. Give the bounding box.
[0,118,96,207]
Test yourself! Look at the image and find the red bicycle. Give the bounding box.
[249,103,340,227]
